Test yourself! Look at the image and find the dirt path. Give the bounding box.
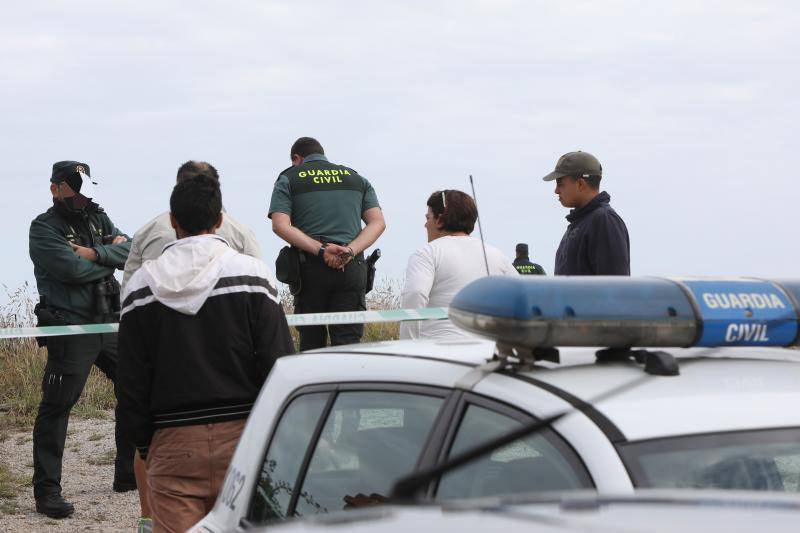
[0,414,140,532]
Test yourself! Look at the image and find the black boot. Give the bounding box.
[35,493,75,519]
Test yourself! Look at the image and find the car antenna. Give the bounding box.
[389,372,652,501]
[469,174,490,276]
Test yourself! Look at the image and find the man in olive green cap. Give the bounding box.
[543,151,630,275]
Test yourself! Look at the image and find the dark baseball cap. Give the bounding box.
[542,151,602,181]
[51,161,90,183]
[516,243,529,254]
[51,161,95,193]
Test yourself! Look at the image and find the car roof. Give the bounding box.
[307,338,496,365]
[259,490,800,533]
[305,341,800,440]
[309,339,800,369]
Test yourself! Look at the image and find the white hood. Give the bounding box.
[140,235,236,316]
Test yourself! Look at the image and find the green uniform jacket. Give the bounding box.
[513,258,547,276]
[29,202,130,324]
[268,154,380,245]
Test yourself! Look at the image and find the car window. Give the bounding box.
[294,391,444,516]
[248,393,329,523]
[437,403,593,499]
[620,427,800,492]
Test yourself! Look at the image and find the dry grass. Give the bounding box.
[0,284,115,429]
[0,459,27,512]
[0,461,20,499]
[279,277,402,347]
[86,448,115,466]
[364,277,402,342]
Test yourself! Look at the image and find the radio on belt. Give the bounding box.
[449,276,800,350]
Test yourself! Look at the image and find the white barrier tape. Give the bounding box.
[0,307,450,339]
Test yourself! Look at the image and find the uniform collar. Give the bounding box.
[52,198,100,220]
[303,153,328,163]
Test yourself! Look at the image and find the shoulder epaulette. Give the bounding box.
[34,208,58,223]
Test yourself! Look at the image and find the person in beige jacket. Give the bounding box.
[123,161,261,289]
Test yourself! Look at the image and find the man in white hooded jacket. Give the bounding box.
[118,175,294,533]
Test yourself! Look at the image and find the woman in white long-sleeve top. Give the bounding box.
[400,189,518,340]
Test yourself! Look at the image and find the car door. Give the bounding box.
[430,392,595,499]
[244,383,456,525]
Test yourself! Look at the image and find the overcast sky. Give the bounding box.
[2,1,798,303]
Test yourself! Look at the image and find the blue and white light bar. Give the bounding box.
[449,277,800,348]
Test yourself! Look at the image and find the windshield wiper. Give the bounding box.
[390,372,653,501]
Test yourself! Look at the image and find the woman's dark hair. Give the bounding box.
[427,189,477,234]
[170,174,222,235]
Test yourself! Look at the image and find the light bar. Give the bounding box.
[449,277,800,349]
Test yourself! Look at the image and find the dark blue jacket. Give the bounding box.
[555,192,630,275]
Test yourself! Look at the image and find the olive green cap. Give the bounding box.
[542,151,602,181]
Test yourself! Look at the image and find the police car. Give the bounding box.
[192,276,800,532]
[250,491,800,533]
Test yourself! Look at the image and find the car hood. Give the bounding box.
[256,490,800,533]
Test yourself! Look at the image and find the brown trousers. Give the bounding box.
[147,419,246,533]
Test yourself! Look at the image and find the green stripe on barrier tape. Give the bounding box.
[0,307,450,339]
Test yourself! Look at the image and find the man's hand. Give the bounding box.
[111,235,127,245]
[323,244,354,270]
[343,493,387,509]
[271,213,356,269]
[71,243,98,262]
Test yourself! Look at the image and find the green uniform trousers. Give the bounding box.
[294,252,368,351]
[32,333,134,497]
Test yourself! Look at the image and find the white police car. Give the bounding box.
[249,491,800,533]
[193,277,800,532]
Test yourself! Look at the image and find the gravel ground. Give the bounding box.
[0,413,140,532]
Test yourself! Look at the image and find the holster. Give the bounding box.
[93,276,121,322]
[34,301,67,347]
[276,246,303,296]
[365,248,381,294]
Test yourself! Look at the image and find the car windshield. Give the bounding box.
[619,427,800,492]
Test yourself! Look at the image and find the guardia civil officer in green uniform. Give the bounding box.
[29,161,135,519]
[512,243,546,275]
[269,137,386,350]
